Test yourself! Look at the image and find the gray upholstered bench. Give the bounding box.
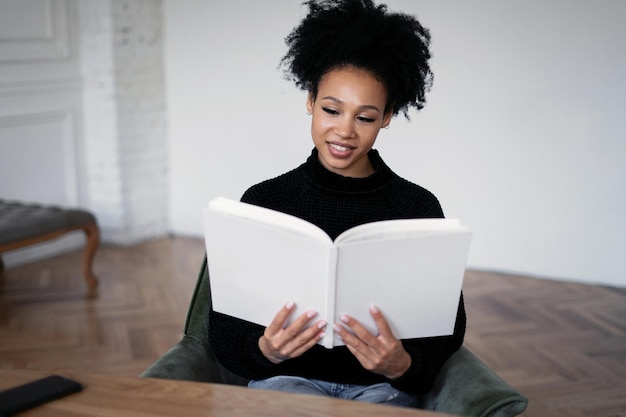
[0,200,100,287]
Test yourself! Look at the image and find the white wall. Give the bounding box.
[78,0,169,245]
[164,0,626,287]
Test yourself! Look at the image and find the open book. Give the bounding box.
[203,197,472,349]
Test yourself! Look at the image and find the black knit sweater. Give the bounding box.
[208,148,466,394]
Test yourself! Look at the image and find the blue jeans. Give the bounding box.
[248,376,418,408]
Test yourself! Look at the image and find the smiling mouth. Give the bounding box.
[328,142,354,152]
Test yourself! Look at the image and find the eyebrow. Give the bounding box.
[321,96,381,113]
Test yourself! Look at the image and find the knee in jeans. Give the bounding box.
[248,376,326,396]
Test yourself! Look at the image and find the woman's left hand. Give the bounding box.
[334,305,411,380]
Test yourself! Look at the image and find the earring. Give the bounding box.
[306,111,312,116]
[383,125,390,129]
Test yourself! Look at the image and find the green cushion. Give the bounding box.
[141,257,247,386]
[419,347,528,417]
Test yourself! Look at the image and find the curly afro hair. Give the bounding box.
[280,0,433,118]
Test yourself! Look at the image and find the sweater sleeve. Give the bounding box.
[390,293,466,394]
[208,311,281,380]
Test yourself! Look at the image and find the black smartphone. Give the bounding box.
[0,375,83,416]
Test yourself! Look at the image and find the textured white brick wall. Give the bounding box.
[79,0,168,245]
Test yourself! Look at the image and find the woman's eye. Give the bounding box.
[322,107,339,115]
[358,116,376,123]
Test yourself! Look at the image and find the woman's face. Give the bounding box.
[307,67,392,178]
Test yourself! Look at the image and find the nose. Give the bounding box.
[335,116,356,139]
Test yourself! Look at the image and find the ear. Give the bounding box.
[306,92,315,114]
[381,110,393,129]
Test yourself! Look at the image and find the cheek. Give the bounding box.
[309,119,322,143]
[311,117,331,136]
[359,127,381,144]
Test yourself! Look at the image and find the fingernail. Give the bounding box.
[286,301,295,309]
[340,314,349,323]
[318,321,327,329]
[307,310,318,319]
[318,332,326,339]
[370,304,379,314]
[333,324,343,333]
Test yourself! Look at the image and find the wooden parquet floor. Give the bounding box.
[1,236,625,417]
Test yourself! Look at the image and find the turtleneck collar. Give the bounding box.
[303,148,397,193]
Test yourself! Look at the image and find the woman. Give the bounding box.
[209,0,465,408]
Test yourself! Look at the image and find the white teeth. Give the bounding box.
[330,143,351,152]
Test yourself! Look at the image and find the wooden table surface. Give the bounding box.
[0,370,458,417]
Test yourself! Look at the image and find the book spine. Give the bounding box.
[321,246,339,349]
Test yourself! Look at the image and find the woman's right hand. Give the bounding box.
[258,302,327,364]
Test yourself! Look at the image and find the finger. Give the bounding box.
[340,314,379,346]
[333,323,357,345]
[369,305,394,339]
[282,309,318,339]
[334,323,376,361]
[335,324,376,368]
[261,319,324,362]
[272,319,326,361]
[294,309,320,328]
[290,320,327,355]
[280,311,323,348]
[266,301,296,335]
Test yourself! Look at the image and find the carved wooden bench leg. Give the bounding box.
[82,222,100,288]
